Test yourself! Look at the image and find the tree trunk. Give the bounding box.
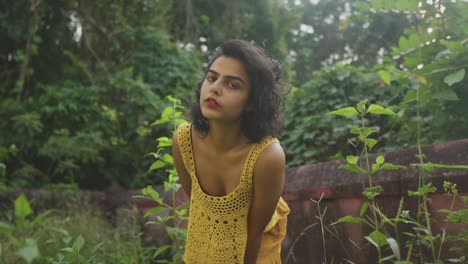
[16,0,42,101]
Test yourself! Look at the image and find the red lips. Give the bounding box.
[205,97,219,107]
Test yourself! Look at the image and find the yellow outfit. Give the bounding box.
[177,123,290,264]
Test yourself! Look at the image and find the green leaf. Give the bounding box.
[367,139,378,150]
[376,155,385,165]
[153,245,171,258]
[346,155,358,165]
[144,206,167,218]
[360,202,369,217]
[371,0,385,9]
[366,229,388,249]
[432,89,460,101]
[148,160,167,172]
[339,164,366,174]
[142,186,161,201]
[408,183,436,197]
[379,163,405,171]
[175,118,186,126]
[408,34,420,49]
[350,127,361,135]
[15,194,32,219]
[401,90,416,104]
[440,40,464,53]
[160,153,174,164]
[355,1,371,11]
[367,104,397,116]
[399,36,411,52]
[61,247,74,253]
[404,54,419,68]
[363,186,384,199]
[91,242,104,254]
[73,235,85,251]
[176,209,187,216]
[444,69,465,86]
[152,118,169,126]
[438,209,454,215]
[16,239,40,264]
[164,182,171,192]
[372,164,380,174]
[420,162,468,172]
[157,137,172,148]
[161,107,174,120]
[31,210,54,227]
[335,215,366,224]
[0,221,14,233]
[387,237,401,260]
[395,0,418,11]
[356,100,368,113]
[329,107,359,117]
[362,128,377,137]
[378,71,392,85]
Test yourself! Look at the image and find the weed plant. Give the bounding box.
[0,193,152,264]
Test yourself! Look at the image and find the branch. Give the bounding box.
[16,0,42,100]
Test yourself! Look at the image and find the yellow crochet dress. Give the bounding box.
[177,123,290,264]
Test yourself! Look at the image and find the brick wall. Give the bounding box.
[281,138,468,263]
[1,138,467,263]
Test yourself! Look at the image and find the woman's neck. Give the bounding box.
[204,121,250,152]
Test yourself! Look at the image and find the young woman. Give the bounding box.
[172,39,290,264]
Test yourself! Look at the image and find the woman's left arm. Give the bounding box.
[244,143,286,264]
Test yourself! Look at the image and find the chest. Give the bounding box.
[192,141,253,197]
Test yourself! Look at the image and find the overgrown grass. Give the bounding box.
[0,194,154,263]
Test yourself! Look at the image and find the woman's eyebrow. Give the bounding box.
[208,69,246,85]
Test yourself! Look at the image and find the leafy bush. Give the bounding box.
[135,96,188,263]
[281,64,399,167]
[0,32,202,189]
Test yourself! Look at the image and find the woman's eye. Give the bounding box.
[206,76,216,82]
[228,82,239,89]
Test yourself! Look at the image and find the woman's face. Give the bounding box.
[199,56,251,123]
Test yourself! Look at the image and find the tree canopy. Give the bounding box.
[1,0,467,189]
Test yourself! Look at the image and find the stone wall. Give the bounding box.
[282,138,468,263]
[1,138,467,263]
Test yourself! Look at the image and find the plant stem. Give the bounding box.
[361,112,381,260]
[415,78,426,262]
[423,196,437,262]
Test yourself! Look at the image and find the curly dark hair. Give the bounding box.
[189,39,289,143]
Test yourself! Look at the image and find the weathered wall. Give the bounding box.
[1,139,467,263]
[281,138,468,263]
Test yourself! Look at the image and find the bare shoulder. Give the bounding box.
[171,132,182,156]
[253,142,286,185]
[172,132,178,147]
[258,141,285,163]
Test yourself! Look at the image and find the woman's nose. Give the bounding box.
[209,80,221,95]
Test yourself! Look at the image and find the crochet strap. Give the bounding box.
[176,122,195,178]
[242,136,279,179]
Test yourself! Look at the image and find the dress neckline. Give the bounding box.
[188,124,256,199]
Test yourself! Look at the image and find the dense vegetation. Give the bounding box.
[1,0,467,263]
[1,0,467,189]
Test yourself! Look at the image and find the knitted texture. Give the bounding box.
[177,123,286,264]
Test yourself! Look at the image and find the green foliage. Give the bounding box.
[132,29,203,104]
[0,0,205,189]
[134,96,188,263]
[0,194,152,263]
[0,7,202,188]
[331,97,468,262]
[282,65,399,167]
[282,0,468,167]
[1,0,466,191]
